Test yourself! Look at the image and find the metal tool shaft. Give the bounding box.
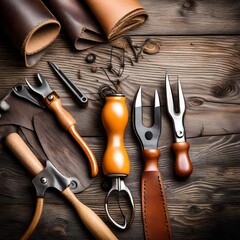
[48,61,88,106]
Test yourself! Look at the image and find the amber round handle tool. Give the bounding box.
[101,94,130,176]
[101,94,134,229]
[5,133,117,240]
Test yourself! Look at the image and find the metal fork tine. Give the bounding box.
[154,89,161,132]
[37,73,44,84]
[165,73,175,117]
[133,87,142,132]
[177,79,186,114]
[134,86,142,108]
[154,89,160,108]
[37,73,51,90]
[25,77,34,91]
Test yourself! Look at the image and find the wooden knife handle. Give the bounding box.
[62,187,117,240]
[5,133,44,176]
[47,96,98,177]
[172,141,193,177]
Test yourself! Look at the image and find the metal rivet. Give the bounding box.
[85,53,96,63]
[176,131,183,137]
[40,177,47,184]
[48,94,54,101]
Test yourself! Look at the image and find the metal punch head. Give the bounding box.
[133,86,161,149]
[25,73,53,99]
[105,177,135,230]
[165,73,186,142]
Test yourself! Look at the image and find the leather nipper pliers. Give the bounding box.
[5,133,117,240]
[165,73,193,177]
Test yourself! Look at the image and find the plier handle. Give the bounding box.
[5,133,117,240]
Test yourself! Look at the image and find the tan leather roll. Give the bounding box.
[0,0,60,67]
[43,0,106,51]
[85,0,148,40]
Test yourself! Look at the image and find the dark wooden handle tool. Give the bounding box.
[172,141,192,177]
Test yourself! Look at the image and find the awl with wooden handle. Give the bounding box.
[165,73,193,177]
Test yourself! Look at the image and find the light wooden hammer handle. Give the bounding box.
[5,133,44,176]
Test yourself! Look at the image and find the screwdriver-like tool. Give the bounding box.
[101,93,134,229]
[48,61,88,107]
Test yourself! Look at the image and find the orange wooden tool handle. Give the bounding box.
[142,149,161,172]
[68,125,98,177]
[101,95,130,175]
[47,97,98,177]
[20,198,44,240]
[62,187,117,240]
[172,141,193,177]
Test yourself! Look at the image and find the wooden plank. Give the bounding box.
[133,0,240,35]
[0,9,239,239]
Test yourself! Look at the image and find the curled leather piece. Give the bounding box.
[43,0,106,50]
[85,0,148,40]
[0,0,61,67]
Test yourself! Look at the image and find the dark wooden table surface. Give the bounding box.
[0,1,240,239]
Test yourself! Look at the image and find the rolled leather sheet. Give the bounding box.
[85,0,148,40]
[43,0,106,50]
[0,0,61,67]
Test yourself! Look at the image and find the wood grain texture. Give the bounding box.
[0,0,240,239]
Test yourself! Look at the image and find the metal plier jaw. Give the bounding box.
[133,86,161,150]
[165,73,186,143]
[105,176,135,230]
[25,73,53,99]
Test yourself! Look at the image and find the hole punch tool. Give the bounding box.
[101,93,135,230]
[5,133,117,240]
[13,73,98,178]
[165,73,193,177]
[132,86,172,240]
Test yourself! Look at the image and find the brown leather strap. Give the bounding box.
[141,149,172,240]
